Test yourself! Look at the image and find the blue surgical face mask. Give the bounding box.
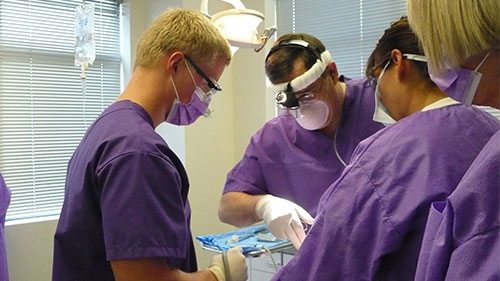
[373,60,396,125]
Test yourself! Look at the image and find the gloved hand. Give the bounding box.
[208,247,248,281]
[255,195,315,249]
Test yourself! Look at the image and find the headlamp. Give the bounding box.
[275,90,299,109]
[266,39,332,108]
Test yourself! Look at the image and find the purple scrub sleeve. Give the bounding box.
[53,100,196,281]
[271,104,500,281]
[99,151,190,260]
[224,78,384,216]
[415,131,500,281]
[0,173,10,281]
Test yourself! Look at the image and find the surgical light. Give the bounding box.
[200,0,276,54]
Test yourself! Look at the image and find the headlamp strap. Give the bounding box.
[266,39,323,62]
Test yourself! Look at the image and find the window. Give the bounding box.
[0,0,121,222]
[276,0,406,78]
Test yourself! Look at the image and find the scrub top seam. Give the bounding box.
[358,161,405,239]
[454,225,500,249]
[348,130,406,239]
[96,150,174,175]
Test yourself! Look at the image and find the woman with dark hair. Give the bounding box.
[270,16,500,281]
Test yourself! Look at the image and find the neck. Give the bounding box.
[320,81,346,137]
[117,66,173,127]
[469,49,500,109]
[397,82,447,119]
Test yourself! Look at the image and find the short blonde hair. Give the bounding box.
[407,0,500,73]
[134,8,231,69]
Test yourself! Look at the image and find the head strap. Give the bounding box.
[266,48,332,93]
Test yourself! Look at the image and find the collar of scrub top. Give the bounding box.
[265,39,333,109]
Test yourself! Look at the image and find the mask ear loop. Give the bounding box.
[475,50,492,71]
[165,76,181,122]
[461,51,492,105]
[169,76,180,101]
[184,59,198,88]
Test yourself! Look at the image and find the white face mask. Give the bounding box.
[373,61,396,125]
[295,99,330,130]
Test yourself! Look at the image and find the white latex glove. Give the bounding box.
[208,247,248,281]
[255,195,315,249]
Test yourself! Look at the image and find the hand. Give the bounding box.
[255,195,314,249]
[208,247,248,281]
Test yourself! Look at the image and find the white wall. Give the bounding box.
[183,0,276,269]
[4,0,275,280]
[5,219,57,281]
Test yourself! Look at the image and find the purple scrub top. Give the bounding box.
[224,78,384,216]
[0,173,10,281]
[53,100,196,281]
[271,104,500,281]
[415,131,500,281]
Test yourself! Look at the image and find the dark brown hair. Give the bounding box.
[366,16,429,80]
[265,33,326,84]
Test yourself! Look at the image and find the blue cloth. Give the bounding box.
[415,131,500,281]
[53,100,197,281]
[196,224,291,256]
[271,104,500,281]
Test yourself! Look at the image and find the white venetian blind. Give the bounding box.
[276,0,406,78]
[0,0,121,221]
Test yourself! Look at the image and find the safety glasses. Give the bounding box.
[184,55,222,93]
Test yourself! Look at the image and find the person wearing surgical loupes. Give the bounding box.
[407,0,500,279]
[218,32,386,249]
[270,16,500,281]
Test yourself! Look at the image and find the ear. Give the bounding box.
[164,51,185,75]
[326,61,340,83]
[390,49,407,79]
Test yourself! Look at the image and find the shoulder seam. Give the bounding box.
[96,150,170,175]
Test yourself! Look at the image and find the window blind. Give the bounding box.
[276,0,406,78]
[0,0,121,221]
